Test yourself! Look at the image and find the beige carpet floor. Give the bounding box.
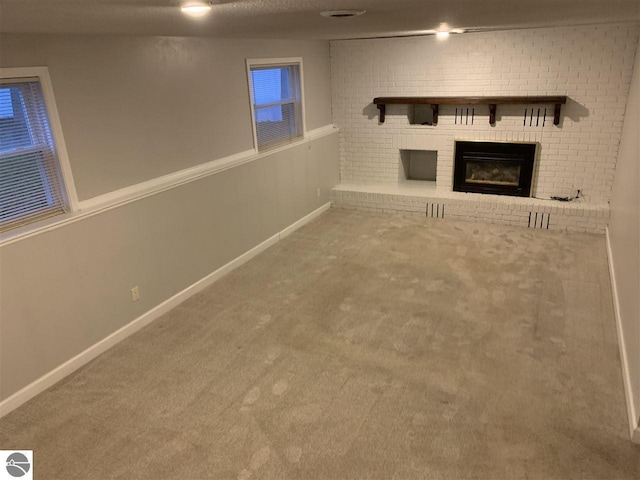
[1,208,639,479]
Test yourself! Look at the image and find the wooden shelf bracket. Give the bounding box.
[431,104,439,125]
[376,103,386,123]
[489,104,497,125]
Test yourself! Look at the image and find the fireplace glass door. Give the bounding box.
[465,159,521,186]
[454,141,536,197]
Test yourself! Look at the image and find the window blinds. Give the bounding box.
[0,79,66,232]
[250,65,302,151]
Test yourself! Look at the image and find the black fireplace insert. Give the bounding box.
[453,141,536,197]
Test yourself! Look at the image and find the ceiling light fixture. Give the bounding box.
[320,10,366,19]
[181,1,212,17]
[436,31,450,39]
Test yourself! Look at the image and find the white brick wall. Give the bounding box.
[330,24,639,204]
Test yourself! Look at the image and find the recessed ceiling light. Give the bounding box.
[320,10,366,19]
[181,1,212,17]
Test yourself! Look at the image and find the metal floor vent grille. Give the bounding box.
[426,202,445,219]
[528,211,550,229]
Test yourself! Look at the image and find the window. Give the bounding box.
[0,89,14,119]
[247,59,304,151]
[0,72,73,233]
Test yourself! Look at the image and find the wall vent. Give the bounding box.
[523,108,547,127]
[528,211,550,229]
[455,108,474,125]
[426,202,445,219]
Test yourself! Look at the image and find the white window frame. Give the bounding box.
[246,57,307,153]
[0,67,79,230]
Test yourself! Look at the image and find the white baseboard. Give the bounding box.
[605,227,639,443]
[280,202,332,238]
[0,202,332,418]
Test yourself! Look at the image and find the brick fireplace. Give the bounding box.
[329,23,639,233]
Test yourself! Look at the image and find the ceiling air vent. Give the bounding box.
[320,10,366,18]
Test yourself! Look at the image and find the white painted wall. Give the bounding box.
[330,24,639,204]
[0,34,338,404]
[609,38,640,434]
[0,34,332,200]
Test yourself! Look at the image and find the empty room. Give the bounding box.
[1,0,639,478]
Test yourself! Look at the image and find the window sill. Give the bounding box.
[0,210,84,246]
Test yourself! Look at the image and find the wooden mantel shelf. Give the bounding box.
[372,96,568,125]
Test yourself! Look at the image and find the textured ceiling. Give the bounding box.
[0,0,638,39]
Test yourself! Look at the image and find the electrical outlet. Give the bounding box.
[131,286,140,302]
[317,187,321,198]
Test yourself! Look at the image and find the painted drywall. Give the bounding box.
[609,39,640,427]
[0,34,332,200]
[330,24,639,204]
[0,133,339,402]
[0,33,338,402]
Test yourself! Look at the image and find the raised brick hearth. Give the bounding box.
[331,183,609,233]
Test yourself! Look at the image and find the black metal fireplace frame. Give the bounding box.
[453,141,537,197]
